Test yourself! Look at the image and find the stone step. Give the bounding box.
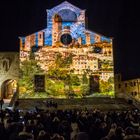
[17,97,135,111]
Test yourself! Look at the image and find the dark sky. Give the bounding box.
[0,0,140,80]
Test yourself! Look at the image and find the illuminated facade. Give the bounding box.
[0,52,19,99]
[19,1,114,98]
[115,74,140,101]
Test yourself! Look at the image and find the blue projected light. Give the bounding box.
[101,36,111,42]
[62,22,73,29]
[58,9,77,21]
[35,33,38,47]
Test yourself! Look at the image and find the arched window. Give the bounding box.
[134,92,137,96]
[118,84,121,89]
[53,14,62,22]
[2,58,10,72]
[3,60,9,71]
[58,9,77,22]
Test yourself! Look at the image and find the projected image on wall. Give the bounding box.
[19,1,114,98]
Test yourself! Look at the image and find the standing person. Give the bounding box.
[0,98,4,110]
[13,100,19,111]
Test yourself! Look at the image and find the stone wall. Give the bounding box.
[0,52,19,98]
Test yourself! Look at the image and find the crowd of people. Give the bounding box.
[0,106,140,140]
[44,100,58,108]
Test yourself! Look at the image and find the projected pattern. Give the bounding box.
[19,1,114,98]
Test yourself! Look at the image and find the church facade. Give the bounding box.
[18,1,114,98]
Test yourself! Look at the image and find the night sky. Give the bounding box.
[0,0,139,80]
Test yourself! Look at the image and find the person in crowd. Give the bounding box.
[37,130,50,140]
[0,105,140,140]
[0,98,4,110]
[17,125,34,140]
[123,127,140,140]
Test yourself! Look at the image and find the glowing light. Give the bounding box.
[19,1,114,98]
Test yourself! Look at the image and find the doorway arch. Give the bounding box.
[1,79,17,99]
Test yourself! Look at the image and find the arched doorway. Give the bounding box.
[1,79,17,99]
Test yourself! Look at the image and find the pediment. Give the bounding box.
[49,1,82,14]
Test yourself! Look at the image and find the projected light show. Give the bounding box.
[19,1,114,98]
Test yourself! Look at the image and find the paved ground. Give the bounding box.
[14,97,136,111]
[2,97,137,111]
